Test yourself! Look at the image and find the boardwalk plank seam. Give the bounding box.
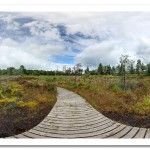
[104,126,127,138]
[38,120,112,131]
[131,128,141,138]
[119,128,133,138]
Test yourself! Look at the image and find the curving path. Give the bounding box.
[9,87,150,138]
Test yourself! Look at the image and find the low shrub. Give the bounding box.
[25,101,38,110]
[0,98,16,107]
[110,83,122,92]
[1,86,12,95]
[69,82,77,89]
[85,84,91,89]
[17,100,38,110]
[29,82,39,88]
[0,100,6,107]
[12,90,23,98]
[125,82,138,90]
[46,84,56,91]
[134,95,150,115]
[16,100,24,107]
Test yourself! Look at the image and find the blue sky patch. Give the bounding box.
[52,55,74,64]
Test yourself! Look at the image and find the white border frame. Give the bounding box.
[0,0,150,146]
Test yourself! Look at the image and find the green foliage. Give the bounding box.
[13,90,23,97]
[147,63,150,75]
[110,80,143,92]
[46,84,56,91]
[17,100,38,110]
[0,97,16,107]
[85,66,90,74]
[136,59,142,76]
[70,82,78,89]
[85,84,91,89]
[134,95,150,115]
[110,83,122,92]
[98,63,103,75]
[1,86,12,95]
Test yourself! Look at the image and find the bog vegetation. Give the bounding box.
[0,54,150,137]
[0,76,56,137]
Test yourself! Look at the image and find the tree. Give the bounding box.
[111,66,116,75]
[65,67,72,75]
[136,59,142,76]
[63,65,66,73]
[19,65,26,75]
[73,63,82,83]
[6,67,16,75]
[128,60,135,74]
[141,63,146,74]
[74,63,82,75]
[116,65,121,75]
[106,65,111,75]
[147,63,150,75]
[90,70,98,75]
[85,66,90,74]
[119,54,131,90]
[98,63,103,75]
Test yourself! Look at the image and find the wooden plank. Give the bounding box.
[42,117,109,127]
[47,113,103,120]
[106,126,132,138]
[44,116,105,124]
[122,127,139,138]
[6,136,17,139]
[39,119,111,131]
[52,109,99,114]
[145,129,150,138]
[29,125,118,138]
[100,124,126,138]
[133,128,147,138]
[14,134,29,138]
[48,113,102,119]
[92,123,121,138]
[22,132,46,138]
[33,121,115,135]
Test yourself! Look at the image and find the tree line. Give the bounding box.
[95,55,150,76]
[0,64,83,76]
[0,55,150,76]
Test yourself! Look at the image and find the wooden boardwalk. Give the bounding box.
[9,87,150,138]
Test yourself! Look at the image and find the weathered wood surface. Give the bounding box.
[7,87,149,138]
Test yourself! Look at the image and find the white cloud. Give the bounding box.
[0,38,18,47]
[24,21,61,41]
[0,38,65,70]
[134,38,150,63]
[0,13,20,30]
[1,12,150,70]
[75,40,124,67]
[0,46,47,69]
[22,42,64,58]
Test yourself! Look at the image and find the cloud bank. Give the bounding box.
[0,12,150,70]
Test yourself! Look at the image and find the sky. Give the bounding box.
[0,12,150,70]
